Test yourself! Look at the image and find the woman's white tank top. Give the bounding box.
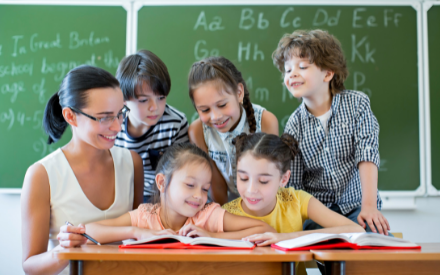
[38,146,134,250]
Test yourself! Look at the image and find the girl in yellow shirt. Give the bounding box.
[222,132,365,246]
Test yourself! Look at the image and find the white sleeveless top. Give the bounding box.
[203,103,265,196]
[38,146,134,250]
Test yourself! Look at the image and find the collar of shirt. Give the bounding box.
[217,106,247,142]
[299,93,341,121]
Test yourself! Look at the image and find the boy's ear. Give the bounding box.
[237,83,245,104]
[324,70,335,83]
[62,107,78,127]
[279,170,291,188]
[155,173,166,193]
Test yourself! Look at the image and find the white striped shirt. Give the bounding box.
[284,90,382,214]
[115,104,189,196]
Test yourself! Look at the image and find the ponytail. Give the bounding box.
[280,133,299,160]
[43,92,68,144]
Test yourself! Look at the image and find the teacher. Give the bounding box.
[21,65,143,275]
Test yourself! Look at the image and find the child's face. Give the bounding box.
[284,55,332,100]
[71,87,124,150]
[192,81,244,133]
[236,152,290,217]
[162,161,212,218]
[125,82,166,130]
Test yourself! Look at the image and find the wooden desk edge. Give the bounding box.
[53,246,313,262]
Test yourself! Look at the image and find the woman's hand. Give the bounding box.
[243,232,294,246]
[179,224,212,238]
[57,224,88,248]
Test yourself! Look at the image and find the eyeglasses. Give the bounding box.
[69,106,130,126]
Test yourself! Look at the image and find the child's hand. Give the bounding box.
[242,232,291,246]
[357,206,390,235]
[57,223,88,248]
[178,224,211,238]
[153,229,177,236]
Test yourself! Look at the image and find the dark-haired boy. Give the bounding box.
[273,30,391,235]
[115,50,189,203]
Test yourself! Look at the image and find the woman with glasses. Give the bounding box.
[21,65,144,275]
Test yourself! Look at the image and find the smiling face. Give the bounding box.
[159,160,212,221]
[236,152,290,217]
[283,54,332,100]
[71,87,125,150]
[192,80,244,133]
[125,82,167,135]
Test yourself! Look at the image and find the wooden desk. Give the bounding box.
[312,243,440,275]
[54,245,313,275]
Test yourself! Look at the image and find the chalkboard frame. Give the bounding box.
[0,0,133,194]
[133,0,427,207]
[423,1,439,196]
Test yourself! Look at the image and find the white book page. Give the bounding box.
[123,235,193,245]
[275,233,350,249]
[340,233,419,247]
[189,237,254,248]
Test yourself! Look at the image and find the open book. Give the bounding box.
[271,233,421,251]
[119,235,256,250]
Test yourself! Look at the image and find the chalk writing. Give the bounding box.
[282,84,294,102]
[384,9,402,27]
[30,33,62,52]
[41,55,97,81]
[0,108,42,130]
[238,42,264,62]
[313,9,341,27]
[0,61,33,77]
[32,78,46,104]
[194,11,225,31]
[239,8,269,30]
[280,7,301,28]
[11,35,26,57]
[1,82,25,103]
[69,31,110,50]
[351,35,376,63]
[194,40,219,61]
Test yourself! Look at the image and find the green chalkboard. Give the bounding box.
[137,5,420,192]
[428,4,440,192]
[0,4,127,189]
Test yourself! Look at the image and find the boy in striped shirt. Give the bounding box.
[273,30,391,235]
[115,50,189,203]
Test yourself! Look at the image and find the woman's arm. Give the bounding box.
[189,119,228,205]
[130,151,144,209]
[261,110,279,135]
[21,164,87,275]
[245,197,365,246]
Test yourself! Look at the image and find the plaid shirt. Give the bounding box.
[284,90,382,214]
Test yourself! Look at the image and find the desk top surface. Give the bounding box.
[312,243,440,261]
[53,245,313,262]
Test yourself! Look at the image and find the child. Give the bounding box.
[222,132,364,275]
[188,56,279,205]
[86,142,276,243]
[115,50,189,203]
[272,29,390,235]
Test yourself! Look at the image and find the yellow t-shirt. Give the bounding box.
[222,188,312,275]
[222,187,312,233]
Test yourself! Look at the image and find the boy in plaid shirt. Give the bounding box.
[273,29,390,235]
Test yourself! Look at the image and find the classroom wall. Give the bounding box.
[1,0,439,275]
[1,194,440,275]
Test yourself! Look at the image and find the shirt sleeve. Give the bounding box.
[199,203,226,233]
[354,95,380,168]
[174,114,189,144]
[284,115,305,190]
[298,190,312,222]
[129,209,139,227]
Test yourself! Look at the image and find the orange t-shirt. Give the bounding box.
[129,202,225,232]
